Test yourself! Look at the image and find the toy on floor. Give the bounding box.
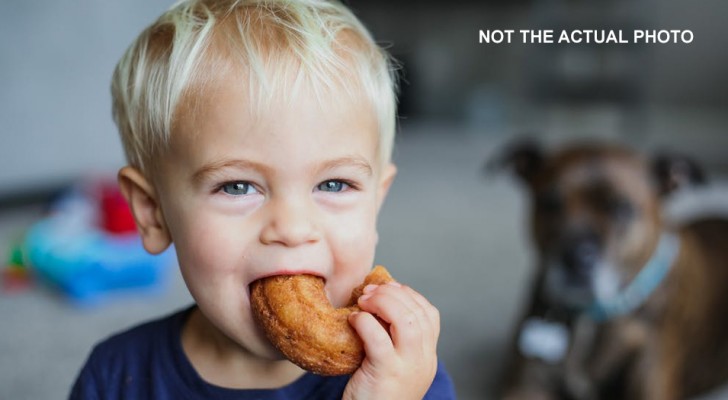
[24,180,175,306]
[2,238,33,293]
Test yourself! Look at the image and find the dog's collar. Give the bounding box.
[587,232,680,322]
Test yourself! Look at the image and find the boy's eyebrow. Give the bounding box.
[318,155,373,177]
[191,159,273,184]
[191,155,373,183]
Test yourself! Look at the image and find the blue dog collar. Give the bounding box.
[587,232,680,322]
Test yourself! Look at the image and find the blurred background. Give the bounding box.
[1,0,727,399]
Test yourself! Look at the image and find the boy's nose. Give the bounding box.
[259,198,321,247]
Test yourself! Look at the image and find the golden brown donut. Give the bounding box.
[250,265,394,375]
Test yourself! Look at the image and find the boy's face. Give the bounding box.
[123,73,396,359]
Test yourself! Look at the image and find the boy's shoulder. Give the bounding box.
[69,307,192,400]
[82,305,189,375]
[93,306,189,357]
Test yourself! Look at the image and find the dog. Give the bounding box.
[494,139,728,400]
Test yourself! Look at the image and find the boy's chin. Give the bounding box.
[247,326,286,359]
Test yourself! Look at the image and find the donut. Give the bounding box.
[250,265,394,375]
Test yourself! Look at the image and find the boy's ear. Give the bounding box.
[376,163,397,211]
[117,166,172,254]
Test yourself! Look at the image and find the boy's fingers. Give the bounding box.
[401,284,441,344]
[377,283,440,346]
[349,311,394,362]
[357,284,429,357]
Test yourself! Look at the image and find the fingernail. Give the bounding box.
[363,284,378,293]
[387,281,402,288]
[358,293,372,302]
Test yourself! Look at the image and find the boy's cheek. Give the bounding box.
[330,215,378,253]
[168,217,241,271]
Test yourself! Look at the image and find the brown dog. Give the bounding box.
[495,140,728,400]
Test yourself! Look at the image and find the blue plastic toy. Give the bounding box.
[24,182,175,306]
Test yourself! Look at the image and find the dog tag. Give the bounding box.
[518,317,570,364]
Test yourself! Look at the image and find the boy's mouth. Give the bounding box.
[253,269,325,282]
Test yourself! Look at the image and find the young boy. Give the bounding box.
[70,0,455,398]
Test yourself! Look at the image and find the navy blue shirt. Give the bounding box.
[70,306,456,399]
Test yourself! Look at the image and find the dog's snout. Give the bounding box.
[562,237,600,276]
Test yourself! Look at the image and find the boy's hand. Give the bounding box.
[343,282,440,400]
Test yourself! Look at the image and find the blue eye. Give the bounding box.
[221,182,257,196]
[317,180,348,192]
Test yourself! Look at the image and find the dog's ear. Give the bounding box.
[652,153,707,197]
[488,138,543,186]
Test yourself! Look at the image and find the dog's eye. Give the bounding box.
[536,192,562,215]
[605,197,635,220]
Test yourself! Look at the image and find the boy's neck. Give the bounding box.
[181,307,305,389]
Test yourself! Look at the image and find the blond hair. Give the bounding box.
[112,0,398,174]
